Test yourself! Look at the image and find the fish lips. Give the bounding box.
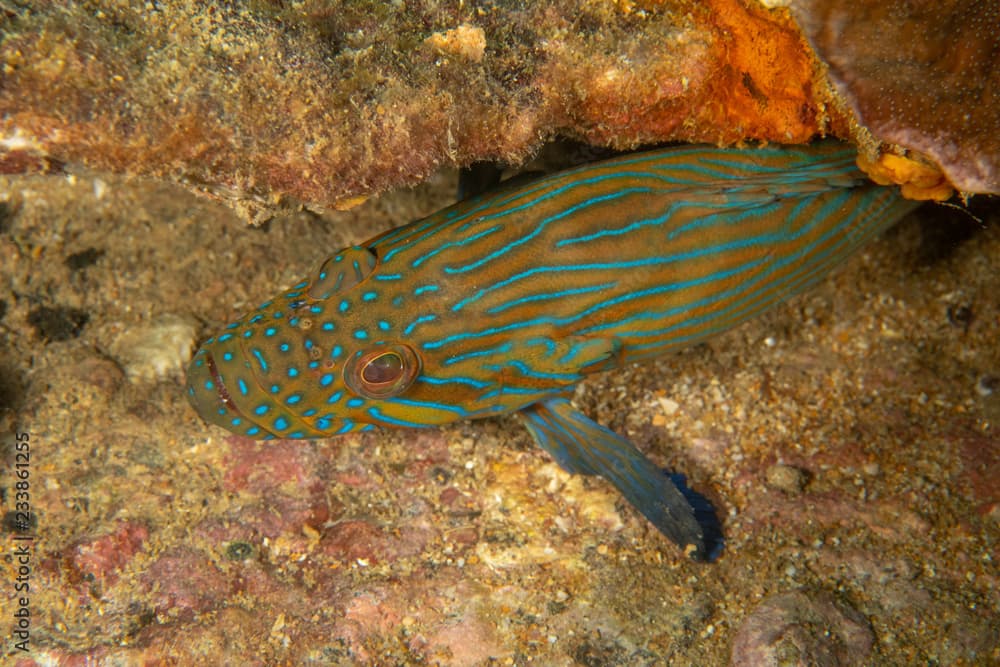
[185,348,277,438]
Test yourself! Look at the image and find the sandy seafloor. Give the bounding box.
[0,164,997,665]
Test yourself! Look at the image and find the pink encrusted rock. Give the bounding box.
[343,590,405,635]
[730,589,874,667]
[141,547,234,619]
[217,436,339,541]
[333,465,380,489]
[738,485,931,543]
[439,486,464,507]
[67,520,148,588]
[191,516,264,547]
[322,576,505,665]
[222,436,326,493]
[319,519,434,565]
[401,429,454,470]
[320,520,386,564]
[424,615,504,667]
[958,429,1000,514]
[230,498,333,541]
[445,527,479,550]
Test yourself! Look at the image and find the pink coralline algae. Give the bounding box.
[63,521,149,591]
[731,589,875,667]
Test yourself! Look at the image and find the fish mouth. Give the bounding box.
[205,352,239,414]
[188,350,275,438]
[189,349,370,439]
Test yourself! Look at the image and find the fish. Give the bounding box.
[186,141,919,560]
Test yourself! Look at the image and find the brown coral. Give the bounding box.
[0,0,995,222]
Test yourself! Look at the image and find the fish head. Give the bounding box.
[185,244,488,439]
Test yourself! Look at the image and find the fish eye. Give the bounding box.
[363,352,403,384]
[344,344,420,399]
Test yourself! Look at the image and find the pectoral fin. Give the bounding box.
[519,398,720,561]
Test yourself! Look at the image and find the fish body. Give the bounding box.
[186,142,918,559]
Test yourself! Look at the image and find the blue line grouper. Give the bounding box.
[186,142,919,560]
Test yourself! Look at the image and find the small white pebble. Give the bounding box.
[112,314,199,381]
[658,396,680,416]
[765,463,808,495]
[764,336,776,347]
